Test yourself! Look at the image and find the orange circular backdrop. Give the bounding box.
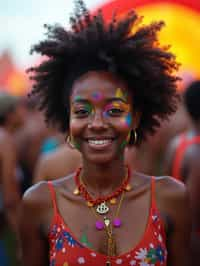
[95,0,200,85]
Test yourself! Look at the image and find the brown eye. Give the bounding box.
[107,108,124,116]
[74,109,89,117]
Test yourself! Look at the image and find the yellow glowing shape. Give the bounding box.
[63,262,69,266]
[116,88,126,100]
[136,4,200,78]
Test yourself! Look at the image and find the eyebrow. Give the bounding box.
[72,98,90,104]
[72,97,127,104]
[105,97,127,103]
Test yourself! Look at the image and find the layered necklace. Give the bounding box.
[73,166,132,266]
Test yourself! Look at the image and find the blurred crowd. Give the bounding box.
[0,78,200,265]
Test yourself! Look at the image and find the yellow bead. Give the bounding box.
[110,198,117,204]
[73,188,80,195]
[87,201,94,207]
[125,184,132,191]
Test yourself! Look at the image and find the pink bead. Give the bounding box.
[95,220,104,230]
[113,218,122,228]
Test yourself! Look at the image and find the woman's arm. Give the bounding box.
[19,182,51,266]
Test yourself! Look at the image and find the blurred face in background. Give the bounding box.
[8,101,27,129]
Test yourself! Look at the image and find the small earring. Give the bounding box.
[126,131,131,144]
[133,129,137,145]
[66,135,75,149]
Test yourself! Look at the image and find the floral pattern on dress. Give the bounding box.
[49,209,167,266]
[134,245,165,265]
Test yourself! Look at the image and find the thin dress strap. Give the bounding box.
[151,176,156,209]
[47,181,59,215]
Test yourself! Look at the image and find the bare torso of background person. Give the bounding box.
[15,107,65,191]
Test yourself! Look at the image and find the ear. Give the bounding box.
[131,111,141,130]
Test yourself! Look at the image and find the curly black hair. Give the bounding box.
[183,80,200,122]
[28,0,180,145]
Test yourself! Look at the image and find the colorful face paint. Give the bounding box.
[115,88,127,102]
[125,112,132,127]
[91,91,104,102]
[71,102,93,117]
[119,139,128,150]
[103,101,130,118]
[73,141,81,150]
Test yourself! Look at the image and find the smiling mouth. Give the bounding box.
[85,138,115,149]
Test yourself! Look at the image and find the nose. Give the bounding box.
[88,110,108,130]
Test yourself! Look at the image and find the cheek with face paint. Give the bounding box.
[118,113,133,150]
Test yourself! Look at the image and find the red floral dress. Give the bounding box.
[48,178,167,266]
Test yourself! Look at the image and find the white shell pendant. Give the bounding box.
[104,217,110,227]
[96,202,109,214]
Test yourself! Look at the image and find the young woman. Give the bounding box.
[19,1,191,266]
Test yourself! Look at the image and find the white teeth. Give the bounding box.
[88,140,112,145]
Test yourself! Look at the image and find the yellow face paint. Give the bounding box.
[115,88,127,101]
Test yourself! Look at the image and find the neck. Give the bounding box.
[81,158,127,196]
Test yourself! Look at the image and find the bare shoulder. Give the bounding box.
[155,176,187,198]
[21,181,52,222]
[155,176,190,226]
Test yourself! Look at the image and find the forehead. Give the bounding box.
[70,71,130,100]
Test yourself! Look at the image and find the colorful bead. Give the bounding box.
[113,218,122,228]
[87,201,94,207]
[95,220,104,230]
[104,217,111,227]
[125,183,132,191]
[74,166,131,205]
[110,198,117,204]
[73,188,80,195]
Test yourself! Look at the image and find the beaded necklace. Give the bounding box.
[73,167,132,266]
[73,166,131,206]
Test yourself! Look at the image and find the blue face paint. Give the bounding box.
[125,113,132,127]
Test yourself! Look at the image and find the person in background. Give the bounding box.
[0,92,26,265]
[19,1,190,266]
[163,80,200,183]
[15,96,64,192]
[33,143,82,183]
[163,80,200,266]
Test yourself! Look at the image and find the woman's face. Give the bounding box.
[69,71,137,164]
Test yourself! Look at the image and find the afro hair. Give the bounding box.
[28,0,180,145]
